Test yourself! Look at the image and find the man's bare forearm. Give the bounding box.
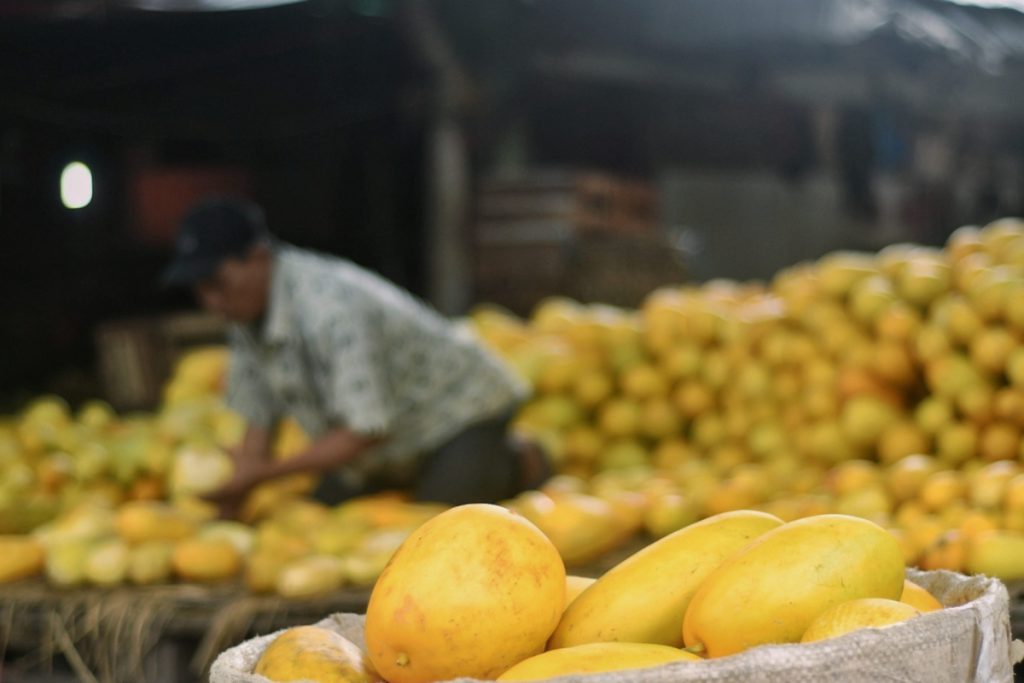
[236,423,273,467]
[249,427,380,483]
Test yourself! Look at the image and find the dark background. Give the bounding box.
[2,0,1024,409]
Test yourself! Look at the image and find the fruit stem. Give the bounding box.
[684,643,706,656]
[396,653,410,667]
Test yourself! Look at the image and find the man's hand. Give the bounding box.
[201,459,266,519]
[202,424,274,519]
[203,426,381,518]
[204,467,260,502]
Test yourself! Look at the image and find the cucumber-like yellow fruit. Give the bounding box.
[900,579,942,612]
[551,510,783,648]
[683,514,905,657]
[497,642,700,681]
[801,598,921,642]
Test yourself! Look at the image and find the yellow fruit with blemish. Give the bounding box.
[365,505,565,683]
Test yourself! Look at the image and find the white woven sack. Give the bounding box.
[211,568,1023,683]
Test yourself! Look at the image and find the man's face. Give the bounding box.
[194,248,269,324]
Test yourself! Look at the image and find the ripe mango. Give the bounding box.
[171,538,241,583]
[364,504,565,683]
[551,510,783,648]
[115,501,196,544]
[683,514,905,657]
[84,538,130,586]
[496,642,700,681]
[564,575,596,611]
[900,579,943,612]
[255,625,380,683]
[511,491,634,566]
[245,551,292,594]
[128,540,174,585]
[966,530,1024,580]
[276,556,346,599]
[0,535,45,583]
[45,538,92,587]
[801,598,921,642]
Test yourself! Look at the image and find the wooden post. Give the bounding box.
[424,103,471,314]
[402,0,474,315]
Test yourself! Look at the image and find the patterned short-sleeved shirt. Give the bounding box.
[225,245,528,483]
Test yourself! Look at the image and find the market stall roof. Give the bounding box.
[498,0,1024,118]
[1,0,1022,136]
[517,0,1024,68]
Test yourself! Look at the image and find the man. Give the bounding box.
[162,198,546,513]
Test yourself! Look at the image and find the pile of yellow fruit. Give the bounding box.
[0,494,448,596]
[470,218,1024,579]
[252,504,946,683]
[5,218,1024,593]
[0,347,451,595]
[0,347,244,534]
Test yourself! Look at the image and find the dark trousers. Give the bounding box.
[313,410,548,506]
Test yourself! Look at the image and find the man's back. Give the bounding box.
[226,245,528,480]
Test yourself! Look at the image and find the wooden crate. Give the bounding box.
[567,234,687,308]
[475,235,570,316]
[477,170,658,238]
[95,319,167,411]
[94,312,226,410]
[158,311,228,369]
[473,231,687,315]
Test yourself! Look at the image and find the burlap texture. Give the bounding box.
[211,568,1022,683]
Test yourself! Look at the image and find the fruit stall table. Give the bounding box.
[0,579,372,683]
[0,543,642,683]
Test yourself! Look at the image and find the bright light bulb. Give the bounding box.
[61,161,93,209]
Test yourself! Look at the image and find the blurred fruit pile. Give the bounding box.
[0,347,243,534]
[472,218,1024,579]
[2,494,446,595]
[5,219,1024,594]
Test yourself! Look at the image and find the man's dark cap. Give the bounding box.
[161,198,269,288]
